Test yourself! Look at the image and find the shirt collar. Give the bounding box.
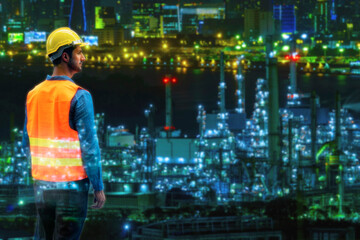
[46,75,74,83]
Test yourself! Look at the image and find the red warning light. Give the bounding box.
[286,54,300,62]
[163,77,169,84]
[292,55,300,61]
[163,76,177,84]
[164,126,176,131]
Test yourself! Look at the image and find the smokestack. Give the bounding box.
[289,40,297,95]
[219,51,226,114]
[236,56,245,114]
[266,34,280,194]
[218,51,228,136]
[267,56,280,193]
[165,82,172,137]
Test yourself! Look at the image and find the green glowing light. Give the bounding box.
[235,45,241,50]
[95,7,105,29]
[0,51,5,56]
[143,57,147,62]
[336,43,340,47]
[303,47,309,52]
[19,200,24,205]
[335,213,345,219]
[32,49,38,54]
[170,58,174,62]
[274,42,278,47]
[8,33,24,44]
[318,175,326,181]
[241,43,246,48]
[339,48,344,53]
[194,44,200,49]
[282,45,290,51]
[235,35,240,40]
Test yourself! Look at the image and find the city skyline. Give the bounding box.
[0,0,359,37]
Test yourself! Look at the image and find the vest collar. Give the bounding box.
[46,75,74,83]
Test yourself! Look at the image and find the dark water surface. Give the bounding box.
[1,62,360,140]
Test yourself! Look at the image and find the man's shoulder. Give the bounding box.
[75,88,91,96]
[73,88,92,103]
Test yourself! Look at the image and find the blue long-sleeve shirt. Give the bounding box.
[22,75,104,191]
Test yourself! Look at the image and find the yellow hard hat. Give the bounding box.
[46,27,87,61]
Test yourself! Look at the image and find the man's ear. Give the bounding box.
[62,52,69,63]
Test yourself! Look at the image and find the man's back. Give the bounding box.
[22,27,105,240]
[26,80,88,182]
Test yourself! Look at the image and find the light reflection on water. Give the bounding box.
[2,63,360,138]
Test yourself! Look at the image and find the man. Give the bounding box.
[22,27,105,240]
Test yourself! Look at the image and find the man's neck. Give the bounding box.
[52,64,74,79]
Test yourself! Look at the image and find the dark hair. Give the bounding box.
[49,46,75,66]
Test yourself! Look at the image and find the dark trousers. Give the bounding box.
[33,178,90,240]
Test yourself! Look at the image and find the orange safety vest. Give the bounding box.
[26,80,88,182]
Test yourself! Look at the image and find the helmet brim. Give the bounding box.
[77,42,88,47]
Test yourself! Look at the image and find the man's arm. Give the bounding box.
[71,89,105,208]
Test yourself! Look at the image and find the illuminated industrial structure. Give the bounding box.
[3,1,360,239]
[0,128,28,185]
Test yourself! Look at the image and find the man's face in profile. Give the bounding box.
[68,46,86,73]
